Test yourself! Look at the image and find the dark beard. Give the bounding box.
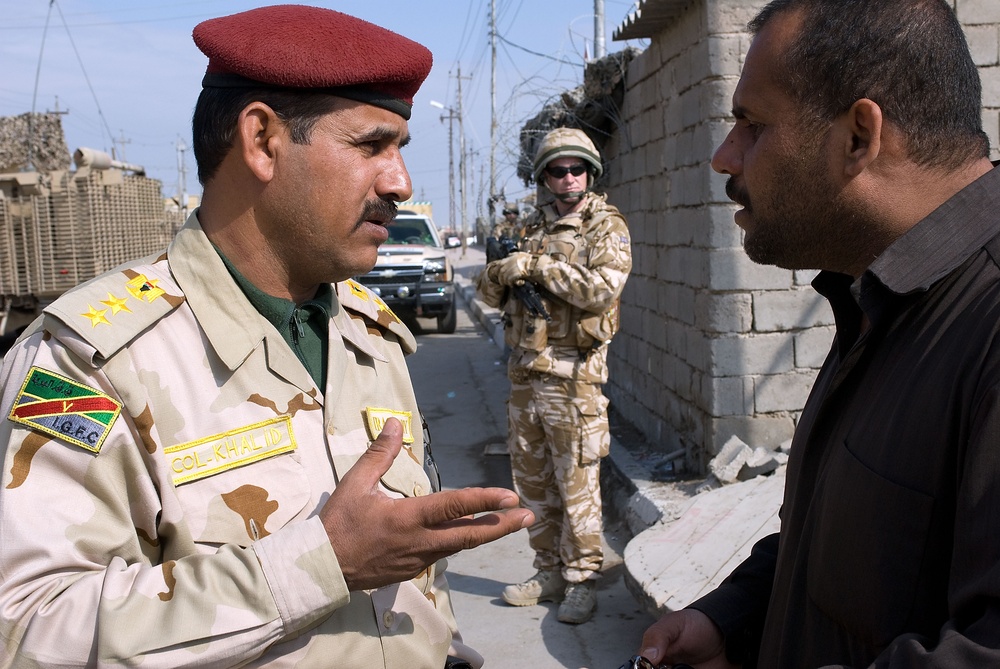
[730,167,891,276]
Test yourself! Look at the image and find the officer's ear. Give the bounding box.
[237,102,286,184]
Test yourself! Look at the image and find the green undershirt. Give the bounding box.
[216,248,331,389]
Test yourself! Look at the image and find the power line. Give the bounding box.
[453,1,480,64]
[51,0,115,150]
[0,13,213,30]
[494,32,580,66]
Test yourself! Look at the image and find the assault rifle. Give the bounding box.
[486,235,552,324]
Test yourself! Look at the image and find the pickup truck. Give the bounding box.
[354,211,457,334]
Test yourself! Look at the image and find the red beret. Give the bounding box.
[193,4,432,120]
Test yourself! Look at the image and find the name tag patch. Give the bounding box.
[364,407,414,444]
[165,416,297,486]
[8,367,121,454]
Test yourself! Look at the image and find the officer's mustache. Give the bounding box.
[359,198,399,226]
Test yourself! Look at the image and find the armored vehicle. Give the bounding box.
[0,124,183,337]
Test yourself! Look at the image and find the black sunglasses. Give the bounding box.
[544,164,588,178]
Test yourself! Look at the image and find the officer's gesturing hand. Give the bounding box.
[321,418,534,591]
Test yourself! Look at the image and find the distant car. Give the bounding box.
[354,211,457,334]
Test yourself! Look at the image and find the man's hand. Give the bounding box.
[637,609,740,669]
[486,252,533,286]
[320,418,534,591]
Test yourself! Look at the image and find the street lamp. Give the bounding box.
[430,98,467,255]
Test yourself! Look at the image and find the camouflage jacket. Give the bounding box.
[476,192,632,384]
[0,214,476,668]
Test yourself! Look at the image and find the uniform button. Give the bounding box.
[413,483,425,496]
[382,610,395,628]
[327,425,335,435]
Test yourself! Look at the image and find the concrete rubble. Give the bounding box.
[456,270,786,619]
[711,434,786,481]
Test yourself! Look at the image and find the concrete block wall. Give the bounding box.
[959,0,1000,160]
[604,0,1000,471]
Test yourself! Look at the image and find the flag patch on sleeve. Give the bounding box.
[8,366,121,454]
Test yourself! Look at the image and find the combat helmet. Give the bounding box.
[531,127,603,183]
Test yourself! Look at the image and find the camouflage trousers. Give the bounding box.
[507,373,610,583]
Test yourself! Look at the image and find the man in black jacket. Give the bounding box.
[636,0,1000,667]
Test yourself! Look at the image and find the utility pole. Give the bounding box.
[456,64,470,256]
[430,100,459,241]
[444,112,456,241]
[594,0,606,59]
[489,0,497,224]
[113,129,131,162]
[478,160,487,243]
[176,139,188,226]
[46,96,69,118]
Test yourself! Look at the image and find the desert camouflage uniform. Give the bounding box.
[0,213,478,668]
[489,218,520,243]
[475,192,631,583]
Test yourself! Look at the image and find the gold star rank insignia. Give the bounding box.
[101,293,131,315]
[81,306,110,327]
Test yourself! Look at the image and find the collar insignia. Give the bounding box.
[126,274,165,302]
[347,279,370,301]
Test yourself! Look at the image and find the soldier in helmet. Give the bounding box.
[475,127,632,624]
[491,202,522,242]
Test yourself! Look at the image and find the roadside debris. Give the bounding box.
[697,435,789,493]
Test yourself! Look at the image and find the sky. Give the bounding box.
[0,0,649,233]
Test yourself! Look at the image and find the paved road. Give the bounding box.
[405,247,655,669]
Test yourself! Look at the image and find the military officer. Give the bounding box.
[475,128,632,624]
[0,5,532,668]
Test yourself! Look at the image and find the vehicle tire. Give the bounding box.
[437,302,457,334]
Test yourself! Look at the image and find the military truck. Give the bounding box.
[0,118,184,337]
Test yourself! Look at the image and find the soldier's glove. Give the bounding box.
[488,251,534,286]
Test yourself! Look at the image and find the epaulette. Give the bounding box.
[43,254,186,363]
[338,279,417,354]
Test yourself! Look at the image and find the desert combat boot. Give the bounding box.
[502,570,567,606]
[557,581,597,624]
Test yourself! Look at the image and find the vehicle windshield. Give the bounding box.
[386,219,439,246]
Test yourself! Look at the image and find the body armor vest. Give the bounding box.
[503,202,621,354]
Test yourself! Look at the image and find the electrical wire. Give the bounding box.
[51,0,116,152]
[494,32,580,66]
[27,0,56,170]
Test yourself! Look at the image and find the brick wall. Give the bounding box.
[961,1,1000,154]
[605,0,1000,471]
